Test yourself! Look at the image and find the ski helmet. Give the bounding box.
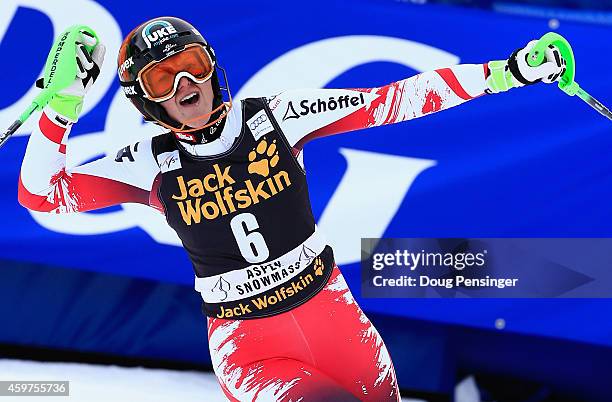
[117,17,232,133]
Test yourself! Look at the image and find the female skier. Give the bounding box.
[18,17,566,401]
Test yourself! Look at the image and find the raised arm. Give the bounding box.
[270,40,566,152]
[18,106,161,214]
[270,63,487,151]
[17,29,162,214]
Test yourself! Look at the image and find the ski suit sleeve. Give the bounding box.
[18,106,162,214]
[268,63,489,152]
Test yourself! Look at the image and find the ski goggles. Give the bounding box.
[137,43,215,102]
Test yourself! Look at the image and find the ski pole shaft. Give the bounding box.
[0,103,39,149]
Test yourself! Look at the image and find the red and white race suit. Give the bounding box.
[19,63,489,401]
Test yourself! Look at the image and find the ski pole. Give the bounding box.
[0,25,98,149]
[527,32,611,121]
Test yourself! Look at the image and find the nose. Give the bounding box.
[177,76,193,91]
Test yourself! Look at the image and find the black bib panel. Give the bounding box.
[152,98,334,318]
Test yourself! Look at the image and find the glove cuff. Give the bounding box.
[485,60,519,94]
[49,94,83,123]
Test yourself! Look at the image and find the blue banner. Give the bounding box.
[1,0,612,359]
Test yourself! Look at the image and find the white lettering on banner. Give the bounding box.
[7,4,453,265]
[319,149,435,265]
[236,35,460,98]
[0,0,122,135]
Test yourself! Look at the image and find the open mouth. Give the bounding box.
[179,91,200,106]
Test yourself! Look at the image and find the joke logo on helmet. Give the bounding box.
[142,20,178,48]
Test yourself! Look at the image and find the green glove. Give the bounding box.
[486,39,566,94]
[39,26,105,122]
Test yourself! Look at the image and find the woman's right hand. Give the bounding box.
[41,29,106,122]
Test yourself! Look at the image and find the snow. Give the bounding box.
[0,359,434,402]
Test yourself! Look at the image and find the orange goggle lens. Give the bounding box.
[139,44,214,101]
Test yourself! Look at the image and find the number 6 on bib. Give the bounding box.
[230,213,270,263]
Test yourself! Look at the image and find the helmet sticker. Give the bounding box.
[118,56,134,76]
[142,20,178,48]
[162,43,178,54]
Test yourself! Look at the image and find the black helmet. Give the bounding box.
[117,16,231,137]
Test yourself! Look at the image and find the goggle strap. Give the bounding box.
[217,65,230,92]
[120,80,145,99]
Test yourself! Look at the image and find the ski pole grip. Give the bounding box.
[32,25,99,110]
[0,25,98,148]
[527,32,578,96]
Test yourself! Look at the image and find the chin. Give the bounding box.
[177,109,212,128]
[182,116,211,128]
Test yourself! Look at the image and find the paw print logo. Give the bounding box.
[313,257,324,276]
[248,138,280,177]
